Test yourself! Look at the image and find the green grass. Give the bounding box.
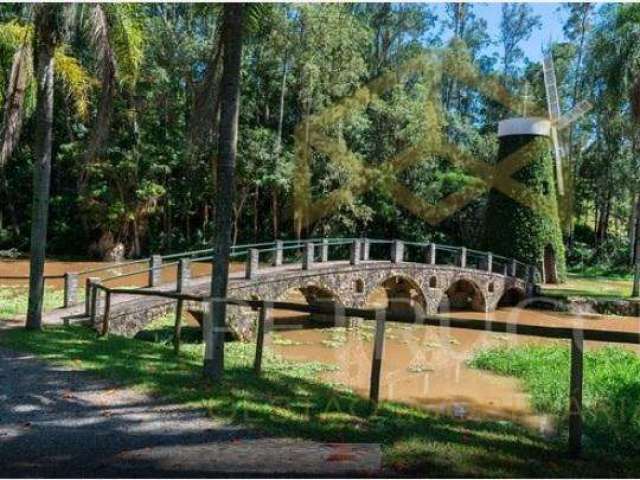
[541,273,636,300]
[3,325,640,476]
[0,285,65,318]
[471,344,640,452]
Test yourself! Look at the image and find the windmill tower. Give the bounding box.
[484,52,590,284]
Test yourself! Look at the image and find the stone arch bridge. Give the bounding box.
[49,238,536,340]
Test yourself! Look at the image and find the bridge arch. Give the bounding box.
[498,286,526,307]
[439,277,487,313]
[274,284,344,327]
[365,275,428,316]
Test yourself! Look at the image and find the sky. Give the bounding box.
[433,2,568,63]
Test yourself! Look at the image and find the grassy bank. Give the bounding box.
[2,325,640,476]
[471,344,640,452]
[0,285,64,318]
[541,272,636,299]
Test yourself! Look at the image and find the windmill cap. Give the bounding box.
[498,117,551,138]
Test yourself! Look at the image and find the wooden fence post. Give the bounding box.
[100,289,111,336]
[369,309,386,405]
[85,276,99,315]
[569,331,584,457]
[254,306,269,375]
[89,280,102,327]
[174,258,190,354]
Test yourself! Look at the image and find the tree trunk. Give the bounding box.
[630,193,638,265]
[253,184,259,241]
[272,56,287,240]
[272,189,279,240]
[26,6,58,330]
[633,194,640,297]
[205,4,244,381]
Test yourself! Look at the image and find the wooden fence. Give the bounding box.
[92,283,640,458]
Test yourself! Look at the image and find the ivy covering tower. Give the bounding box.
[484,118,566,283]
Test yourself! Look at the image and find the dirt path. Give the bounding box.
[0,343,381,477]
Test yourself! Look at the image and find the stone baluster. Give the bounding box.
[63,272,79,308]
[350,240,361,265]
[321,239,329,263]
[486,252,493,273]
[302,242,314,270]
[460,247,467,268]
[148,254,162,287]
[511,259,518,277]
[361,238,370,261]
[391,240,404,264]
[246,248,259,279]
[273,240,283,267]
[428,243,437,264]
[177,258,191,290]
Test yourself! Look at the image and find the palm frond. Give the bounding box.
[54,47,94,120]
[0,36,32,167]
[82,3,116,171]
[0,20,32,51]
[189,26,222,155]
[104,4,145,87]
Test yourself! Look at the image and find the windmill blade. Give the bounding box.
[543,53,562,122]
[556,100,592,130]
[550,126,565,196]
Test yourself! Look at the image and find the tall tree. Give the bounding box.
[26,5,62,329]
[205,3,245,381]
[499,4,541,83]
[605,4,640,295]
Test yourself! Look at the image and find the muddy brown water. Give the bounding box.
[269,303,640,433]
[0,259,241,290]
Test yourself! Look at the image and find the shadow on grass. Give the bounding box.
[2,325,640,477]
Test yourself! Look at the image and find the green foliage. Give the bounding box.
[471,344,640,452]
[484,134,567,280]
[0,3,638,267]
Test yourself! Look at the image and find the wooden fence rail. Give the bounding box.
[92,284,640,458]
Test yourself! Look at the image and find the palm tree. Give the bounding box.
[205,3,245,381]
[0,18,92,238]
[25,5,63,329]
[0,4,144,328]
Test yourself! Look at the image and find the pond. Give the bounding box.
[269,306,640,433]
